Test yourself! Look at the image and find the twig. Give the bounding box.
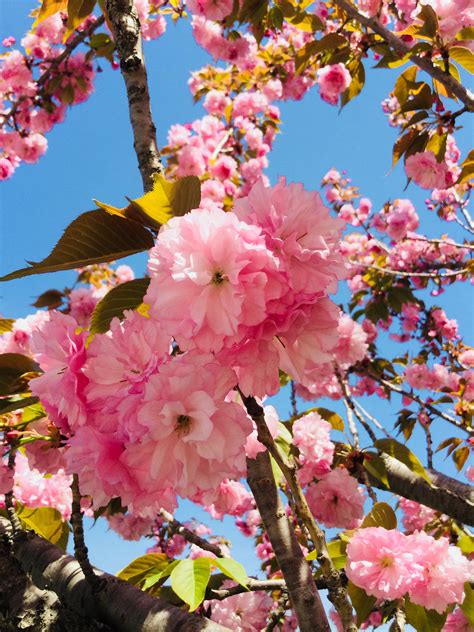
[353,262,470,279]
[403,236,474,251]
[353,400,391,437]
[4,444,22,537]
[159,508,227,558]
[71,475,103,591]
[333,0,474,111]
[290,380,298,417]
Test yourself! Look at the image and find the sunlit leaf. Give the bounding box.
[0,319,15,334]
[405,597,446,632]
[375,438,432,484]
[348,582,377,625]
[360,502,397,529]
[212,558,249,588]
[0,395,39,416]
[0,354,41,396]
[170,558,212,611]
[16,504,69,550]
[32,0,68,27]
[117,553,172,586]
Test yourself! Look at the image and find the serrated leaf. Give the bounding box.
[16,504,69,550]
[405,597,446,632]
[117,553,171,586]
[0,354,41,396]
[32,0,68,27]
[363,453,390,488]
[348,582,377,625]
[212,558,249,588]
[314,407,344,431]
[142,559,180,591]
[0,396,39,416]
[89,278,150,334]
[361,502,397,529]
[170,558,212,611]
[0,211,154,282]
[341,62,365,107]
[95,175,201,230]
[375,438,432,485]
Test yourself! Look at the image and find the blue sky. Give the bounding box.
[1,2,473,626]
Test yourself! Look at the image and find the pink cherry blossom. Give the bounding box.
[187,0,234,22]
[293,411,334,484]
[408,531,473,613]
[207,580,274,631]
[443,608,473,632]
[346,527,423,600]
[405,151,451,189]
[317,63,352,106]
[399,498,437,532]
[306,468,365,529]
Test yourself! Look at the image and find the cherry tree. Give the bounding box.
[0,0,473,630]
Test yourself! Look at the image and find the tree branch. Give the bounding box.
[333,0,474,111]
[242,394,356,632]
[159,508,227,558]
[0,518,230,632]
[363,454,474,525]
[104,0,163,191]
[246,451,330,632]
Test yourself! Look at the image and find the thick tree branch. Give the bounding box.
[243,394,356,632]
[0,535,109,631]
[363,454,474,525]
[104,0,163,191]
[246,451,330,632]
[0,518,230,632]
[333,0,474,111]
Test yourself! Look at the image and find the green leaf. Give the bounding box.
[405,597,446,632]
[326,539,347,569]
[449,46,474,73]
[458,534,474,556]
[16,504,69,550]
[0,319,15,334]
[95,175,201,230]
[456,26,474,40]
[363,452,390,488]
[361,502,397,529]
[341,62,365,107]
[117,553,172,586]
[66,0,96,34]
[295,33,347,73]
[416,5,438,39]
[0,210,154,282]
[425,131,448,162]
[212,558,249,588]
[22,401,46,423]
[0,354,41,396]
[348,582,377,626]
[399,83,433,113]
[0,395,39,416]
[89,278,151,334]
[142,559,180,591]
[460,582,474,626]
[314,407,344,431]
[170,558,212,611]
[457,149,474,185]
[375,438,432,485]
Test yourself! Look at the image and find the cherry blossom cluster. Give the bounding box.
[346,527,473,613]
[0,2,166,179]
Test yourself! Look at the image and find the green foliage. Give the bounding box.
[295,33,347,73]
[375,438,432,485]
[32,0,67,27]
[95,175,201,230]
[0,354,41,396]
[66,0,96,34]
[449,46,474,74]
[170,558,212,611]
[0,211,154,282]
[404,597,446,632]
[457,149,474,185]
[313,407,344,431]
[360,502,397,529]
[117,553,172,587]
[211,557,249,588]
[341,61,365,108]
[461,583,474,626]
[0,395,39,416]
[348,582,377,626]
[16,504,69,550]
[89,278,151,334]
[32,289,65,309]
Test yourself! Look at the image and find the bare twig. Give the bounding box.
[159,508,227,558]
[333,0,474,111]
[353,262,470,279]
